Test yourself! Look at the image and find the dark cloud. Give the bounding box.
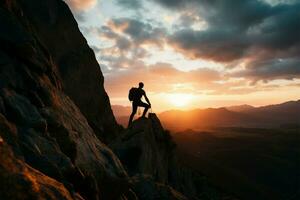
[152,0,190,9]
[169,28,249,62]
[233,58,300,82]
[150,0,300,83]
[95,18,166,71]
[108,18,166,47]
[114,0,143,9]
[166,1,300,61]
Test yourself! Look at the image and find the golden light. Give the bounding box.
[168,93,194,108]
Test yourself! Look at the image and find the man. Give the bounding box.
[128,82,151,127]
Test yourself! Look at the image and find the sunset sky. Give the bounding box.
[65,0,300,111]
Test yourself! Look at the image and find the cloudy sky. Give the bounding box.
[65,0,300,111]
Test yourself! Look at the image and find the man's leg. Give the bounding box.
[139,102,150,117]
[128,103,138,127]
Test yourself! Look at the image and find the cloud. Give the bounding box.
[64,0,97,11]
[169,0,300,62]
[82,0,300,98]
[114,0,143,10]
[233,58,300,82]
[104,60,285,98]
[93,18,167,72]
[104,60,231,97]
[148,0,300,85]
[152,0,189,9]
[168,28,249,62]
[107,18,166,47]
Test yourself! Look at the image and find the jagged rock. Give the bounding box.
[0,1,132,199]
[16,0,120,142]
[111,114,237,200]
[111,114,176,182]
[0,130,82,200]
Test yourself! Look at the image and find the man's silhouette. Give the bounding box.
[128,82,151,127]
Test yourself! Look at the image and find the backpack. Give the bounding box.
[128,87,138,101]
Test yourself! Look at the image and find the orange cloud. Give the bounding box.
[65,0,97,11]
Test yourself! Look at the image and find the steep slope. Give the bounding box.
[0,136,80,200]
[111,114,236,200]
[0,1,132,199]
[17,0,120,142]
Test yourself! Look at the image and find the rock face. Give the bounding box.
[111,114,235,200]
[17,0,119,142]
[0,1,130,199]
[0,136,80,200]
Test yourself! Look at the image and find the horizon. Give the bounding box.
[65,0,300,112]
[112,98,300,113]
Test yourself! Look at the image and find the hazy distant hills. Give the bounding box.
[111,105,132,117]
[113,100,300,130]
[159,107,258,131]
[226,104,255,112]
[160,100,300,131]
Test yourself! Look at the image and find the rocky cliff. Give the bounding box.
[6,0,120,143]
[0,0,235,200]
[0,0,130,199]
[111,114,235,200]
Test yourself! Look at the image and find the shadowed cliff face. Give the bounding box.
[16,0,120,142]
[0,1,131,199]
[0,136,80,200]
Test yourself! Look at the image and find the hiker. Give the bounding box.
[128,82,151,127]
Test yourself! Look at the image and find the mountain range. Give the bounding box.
[113,100,300,131]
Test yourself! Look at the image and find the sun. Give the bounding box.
[168,93,194,108]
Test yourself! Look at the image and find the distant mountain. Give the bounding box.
[231,100,300,129]
[159,108,257,131]
[242,100,300,122]
[158,100,300,131]
[111,105,131,117]
[226,104,255,112]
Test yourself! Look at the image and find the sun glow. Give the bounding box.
[168,93,194,108]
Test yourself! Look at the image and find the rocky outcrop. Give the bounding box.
[0,135,82,200]
[111,114,235,200]
[0,1,131,199]
[16,0,120,142]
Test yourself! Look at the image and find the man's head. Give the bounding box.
[139,82,144,88]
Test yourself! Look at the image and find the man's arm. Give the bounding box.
[144,92,151,107]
